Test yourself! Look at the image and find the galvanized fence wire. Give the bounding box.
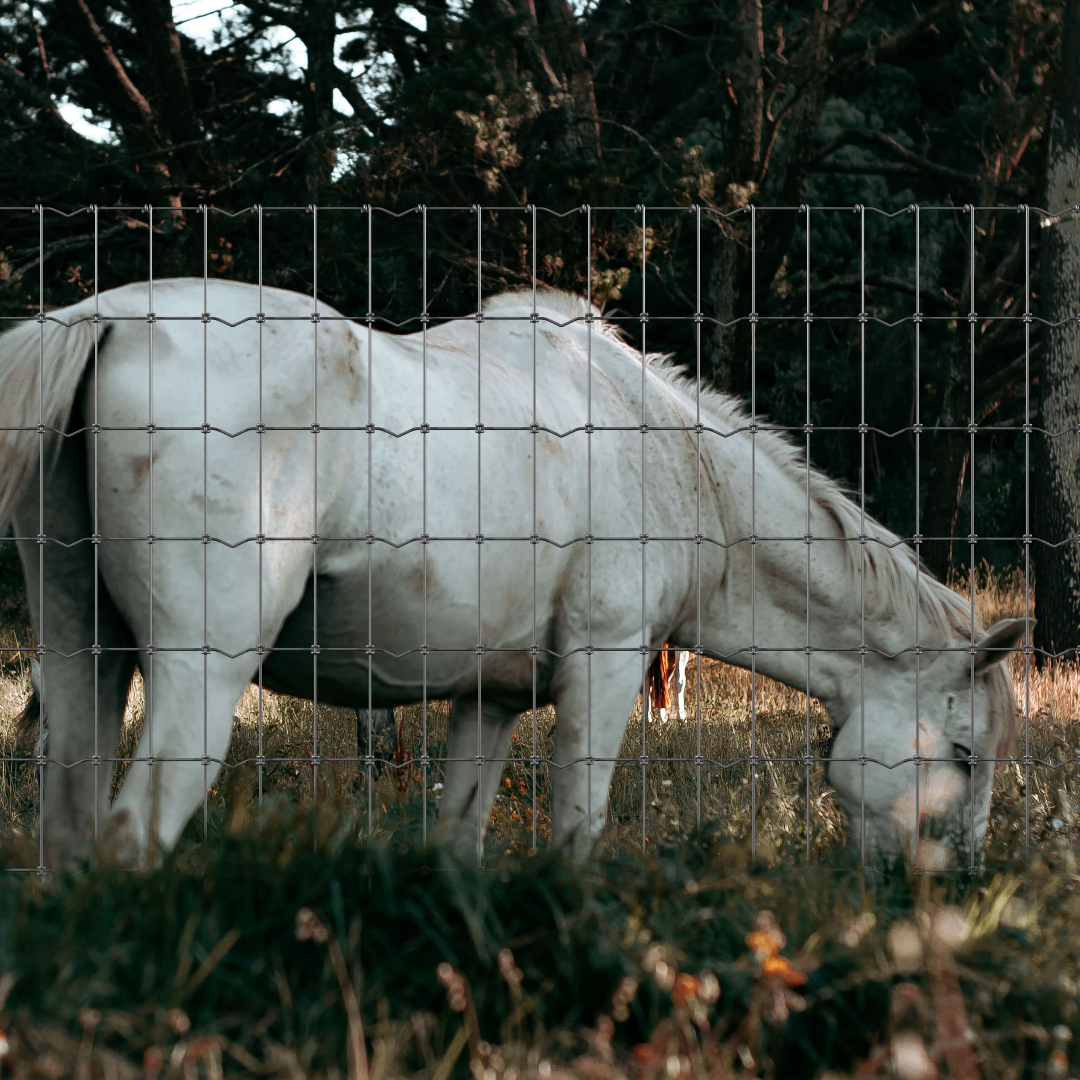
[1,200,1078,876]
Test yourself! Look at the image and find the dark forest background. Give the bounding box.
[1,0,1077,656]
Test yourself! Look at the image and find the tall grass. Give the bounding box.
[0,565,1078,1076]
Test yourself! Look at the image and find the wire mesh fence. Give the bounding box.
[0,201,1076,876]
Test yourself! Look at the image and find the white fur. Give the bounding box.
[0,279,1023,865]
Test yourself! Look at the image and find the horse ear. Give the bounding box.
[973,618,1032,672]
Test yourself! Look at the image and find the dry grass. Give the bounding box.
[0,564,1077,866]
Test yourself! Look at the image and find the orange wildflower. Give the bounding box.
[761,955,809,986]
[671,973,701,1007]
[745,929,782,960]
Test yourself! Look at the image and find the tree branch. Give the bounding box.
[0,57,100,152]
[64,0,157,129]
[817,127,984,186]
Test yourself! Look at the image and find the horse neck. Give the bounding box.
[690,432,958,716]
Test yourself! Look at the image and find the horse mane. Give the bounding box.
[486,291,972,631]
[483,288,1016,754]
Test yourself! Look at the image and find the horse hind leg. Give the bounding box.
[14,452,136,872]
[437,696,520,864]
[106,651,264,856]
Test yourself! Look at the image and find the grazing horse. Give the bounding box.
[0,280,1025,868]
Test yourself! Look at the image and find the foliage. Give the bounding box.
[0,0,1067,585]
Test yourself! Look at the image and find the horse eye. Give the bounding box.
[952,743,973,770]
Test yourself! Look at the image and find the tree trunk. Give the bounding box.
[1033,0,1080,661]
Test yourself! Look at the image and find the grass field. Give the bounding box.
[0,565,1077,1078]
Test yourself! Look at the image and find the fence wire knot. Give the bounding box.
[804,533,813,545]
[585,532,594,545]
[256,312,266,324]
[201,312,211,324]
[748,533,758,546]
[146,533,156,545]
[695,532,704,545]
[91,755,102,767]
[366,532,375,545]
[474,311,485,324]
[310,422,320,435]
[145,423,156,435]
[201,645,210,656]
[967,312,978,324]
[146,312,156,324]
[530,533,539,545]
[310,644,321,655]
[529,311,539,324]
[475,645,485,656]
[475,533,485,545]
[145,645,156,655]
[639,422,650,434]
[859,644,868,656]
[310,533,320,545]
[420,533,430,545]
[420,644,430,656]
[91,644,101,656]
[201,534,210,546]
[804,645,813,656]
[694,311,704,324]
[474,422,485,435]
[529,644,539,657]
[255,533,265,545]
[639,533,649,545]
[804,311,814,324]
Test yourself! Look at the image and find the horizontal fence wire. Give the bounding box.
[1,202,1078,876]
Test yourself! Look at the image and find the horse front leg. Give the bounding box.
[550,640,648,862]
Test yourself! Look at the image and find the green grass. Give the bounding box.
[0,564,1078,1077]
[0,806,1077,1079]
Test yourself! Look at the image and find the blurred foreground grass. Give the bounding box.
[0,563,1076,1076]
[0,810,1077,1079]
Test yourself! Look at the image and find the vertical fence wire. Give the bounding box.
[803,205,812,863]
[35,203,44,875]
[749,203,758,862]
[858,203,867,866]
[914,204,923,872]
[968,205,978,869]
[92,204,101,840]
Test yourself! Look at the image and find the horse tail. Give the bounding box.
[0,302,100,528]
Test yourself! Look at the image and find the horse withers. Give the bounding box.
[0,280,1027,868]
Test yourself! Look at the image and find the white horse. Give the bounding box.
[0,279,1025,869]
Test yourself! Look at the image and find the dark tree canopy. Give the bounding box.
[0,0,1071,609]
